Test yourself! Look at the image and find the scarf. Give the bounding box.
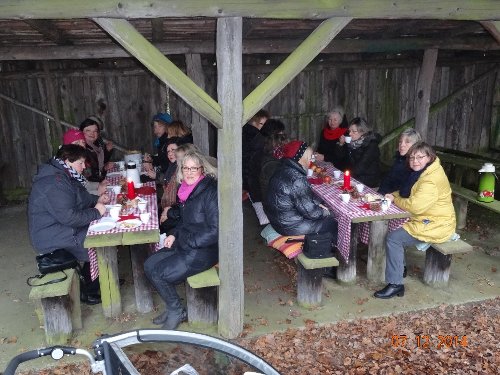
[177,175,205,203]
[273,145,285,159]
[87,141,105,170]
[399,165,429,198]
[322,127,346,141]
[55,157,87,187]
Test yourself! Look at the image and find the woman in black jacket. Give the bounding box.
[315,107,349,170]
[344,117,382,188]
[144,150,218,330]
[265,141,338,243]
[79,117,114,182]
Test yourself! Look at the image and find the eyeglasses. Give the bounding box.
[349,129,359,133]
[409,155,427,162]
[182,166,202,173]
[167,149,178,154]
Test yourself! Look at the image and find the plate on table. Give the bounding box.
[89,221,116,232]
[118,219,143,230]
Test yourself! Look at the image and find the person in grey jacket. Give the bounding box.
[28,144,108,303]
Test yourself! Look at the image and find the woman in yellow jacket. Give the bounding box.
[374,142,456,299]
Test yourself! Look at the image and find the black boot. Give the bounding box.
[158,282,187,330]
[403,266,407,278]
[80,262,101,305]
[373,284,405,299]
[152,310,169,325]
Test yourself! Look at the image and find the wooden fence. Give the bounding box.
[0,57,498,190]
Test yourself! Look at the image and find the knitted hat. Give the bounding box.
[63,129,86,145]
[153,112,173,125]
[282,140,308,162]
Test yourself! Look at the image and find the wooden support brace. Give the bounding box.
[423,247,452,288]
[367,220,389,283]
[130,245,153,314]
[296,262,324,307]
[186,285,218,326]
[453,195,469,230]
[337,223,358,284]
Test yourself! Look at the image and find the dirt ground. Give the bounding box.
[1,202,499,374]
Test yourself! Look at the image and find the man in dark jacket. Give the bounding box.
[264,140,338,247]
[242,109,269,191]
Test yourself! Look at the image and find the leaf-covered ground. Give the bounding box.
[16,297,499,375]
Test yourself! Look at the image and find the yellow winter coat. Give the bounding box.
[393,157,456,243]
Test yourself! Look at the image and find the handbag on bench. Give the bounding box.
[302,232,334,259]
[27,249,80,287]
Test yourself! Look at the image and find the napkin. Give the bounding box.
[118,214,140,221]
[135,186,156,195]
[307,177,323,185]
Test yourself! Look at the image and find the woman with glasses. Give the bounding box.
[144,150,218,330]
[378,128,422,194]
[374,142,456,299]
[343,117,382,188]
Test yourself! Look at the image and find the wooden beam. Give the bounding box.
[380,64,499,147]
[24,20,73,45]
[414,48,438,141]
[2,1,500,20]
[243,17,350,123]
[185,53,210,155]
[151,18,164,43]
[1,36,498,61]
[481,21,500,44]
[216,17,244,339]
[93,18,223,127]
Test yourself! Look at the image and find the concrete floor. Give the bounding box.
[0,202,499,371]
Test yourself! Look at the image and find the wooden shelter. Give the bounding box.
[1,1,499,338]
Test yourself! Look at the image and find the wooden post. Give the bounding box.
[96,246,121,317]
[414,48,438,141]
[130,245,153,313]
[337,223,358,284]
[453,195,469,230]
[186,285,218,326]
[296,263,323,307]
[216,17,244,339]
[367,220,388,283]
[423,248,452,287]
[186,53,210,155]
[41,296,72,345]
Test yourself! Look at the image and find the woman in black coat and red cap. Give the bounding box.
[264,140,338,248]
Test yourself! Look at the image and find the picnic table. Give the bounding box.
[311,162,411,283]
[84,170,159,318]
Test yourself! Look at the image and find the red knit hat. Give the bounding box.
[63,129,86,145]
[282,140,308,162]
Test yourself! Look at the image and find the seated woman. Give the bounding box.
[62,128,108,196]
[79,117,114,182]
[344,117,381,188]
[167,120,193,147]
[28,144,109,304]
[143,112,173,173]
[242,109,270,191]
[374,142,456,299]
[144,150,218,330]
[264,140,338,255]
[315,107,349,170]
[378,128,422,195]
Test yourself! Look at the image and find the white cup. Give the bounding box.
[307,168,313,177]
[138,201,147,213]
[109,205,121,220]
[345,136,352,144]
[140,212,151,224]
[333,170,341,179]
[381,199,392,211]
[116,161,125,171]
[340,193,351,203]
[356,183,365,193]
[109,185,121,194]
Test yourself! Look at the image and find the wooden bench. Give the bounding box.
[185,267,220,326]
[450,184,500,229]
[296,253,339,307]
[29,268,82,344]
[423,239,473,288]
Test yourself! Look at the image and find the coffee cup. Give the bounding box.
[140,212,151,224]
[340,193,350,203]
[109,205,121,220]
[356,183,365,193]
[345,136,352,144]
[333,170,341,179]
[116,161,125,171]
[381,199,392,211]
[109,185,121,194]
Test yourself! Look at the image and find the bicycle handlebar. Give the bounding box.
[4,346,80,375]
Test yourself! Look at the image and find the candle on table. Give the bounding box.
[127,178,136,200]
[343,170,351,190]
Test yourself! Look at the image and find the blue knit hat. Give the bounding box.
[152,112,172,125]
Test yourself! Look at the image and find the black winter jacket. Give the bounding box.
[171,176,219,267]
[28,159,101,260]
[265,158,330,235]
[242,124,264,190]
[153,133,194,173]
[317,130,349,170]
[345,132,382,188]
[378,152,410,195]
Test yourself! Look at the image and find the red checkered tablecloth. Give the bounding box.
[311,162,409,263]
[86,176,159,279]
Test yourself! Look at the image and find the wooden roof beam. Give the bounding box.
[243,17,351,123]
[94,18,222,128]
[1,1,499,20]
[23,19,74,45]
[1,36,497,61]
[481,21,500,44]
